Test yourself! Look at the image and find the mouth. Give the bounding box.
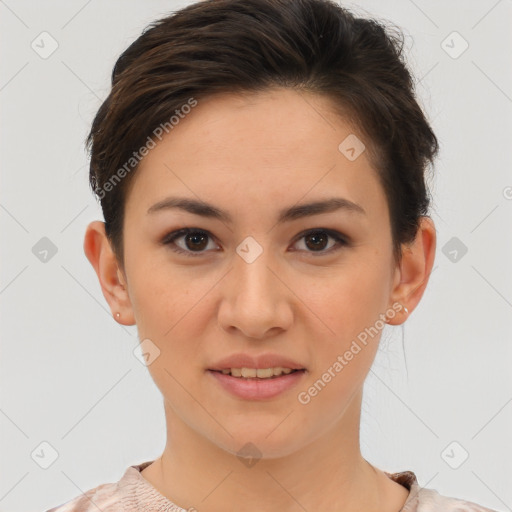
[206,368,307,400]
[208,367,305,379]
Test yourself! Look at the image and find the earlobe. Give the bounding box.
[83,221,135,325]
[386,216,436,325]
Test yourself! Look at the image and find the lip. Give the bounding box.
[207,352,306,371]
[207,369,307,400]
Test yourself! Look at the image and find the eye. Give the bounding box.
[162,228,219,257]
[162,227,349,258]
[291,228,349,255]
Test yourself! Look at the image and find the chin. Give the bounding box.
[210,425,307,462]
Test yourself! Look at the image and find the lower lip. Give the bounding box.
[207,370,306,400]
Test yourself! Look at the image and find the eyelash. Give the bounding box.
[161,227,349,258]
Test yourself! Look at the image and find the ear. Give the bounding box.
[386,216,436,325]
[83,220,135,326]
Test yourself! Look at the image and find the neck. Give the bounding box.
[141,388,405,512]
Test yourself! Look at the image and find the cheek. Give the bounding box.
[293,339,376,445]
[134,283,201,351]
[299,259,390,393]
[128,264,221,373]
[307,260,389,339]
[126,250,198,332]
[135,279,206,405]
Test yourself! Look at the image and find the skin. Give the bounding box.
[84,87,436,512]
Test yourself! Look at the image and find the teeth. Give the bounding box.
[219,367,296,378]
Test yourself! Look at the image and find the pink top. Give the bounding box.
[46,460,499,512]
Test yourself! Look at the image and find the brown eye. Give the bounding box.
[162,227,348,258]
[162,228,219,257]
[304,232,330,251]
[183,231,209,251]
[293,229,348,255]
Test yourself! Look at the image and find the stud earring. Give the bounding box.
[115,312,120,319]
[403,306,409,314]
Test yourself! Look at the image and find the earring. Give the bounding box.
[403,306,409,315]
[115,312,120,319]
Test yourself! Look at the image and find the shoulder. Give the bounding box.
[45,480,123,511]
[410,485,499,512]
[387,471,500,512]
[44,463,147,512]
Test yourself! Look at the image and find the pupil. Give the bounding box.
[305,232,327,251]
[186,232,208,250]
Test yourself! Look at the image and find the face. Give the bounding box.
[115,88,402,457]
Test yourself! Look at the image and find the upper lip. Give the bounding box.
[208,353,306,371]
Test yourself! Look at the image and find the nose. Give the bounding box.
[217,246,293,340]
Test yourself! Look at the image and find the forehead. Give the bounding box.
[125,88,387,223]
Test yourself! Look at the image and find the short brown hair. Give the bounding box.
[87,0,439,270]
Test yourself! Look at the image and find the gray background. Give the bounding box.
[1,1,511,511]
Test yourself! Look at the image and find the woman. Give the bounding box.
[47,0,499,510]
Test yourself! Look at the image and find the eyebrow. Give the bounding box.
[147,196,366,224]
